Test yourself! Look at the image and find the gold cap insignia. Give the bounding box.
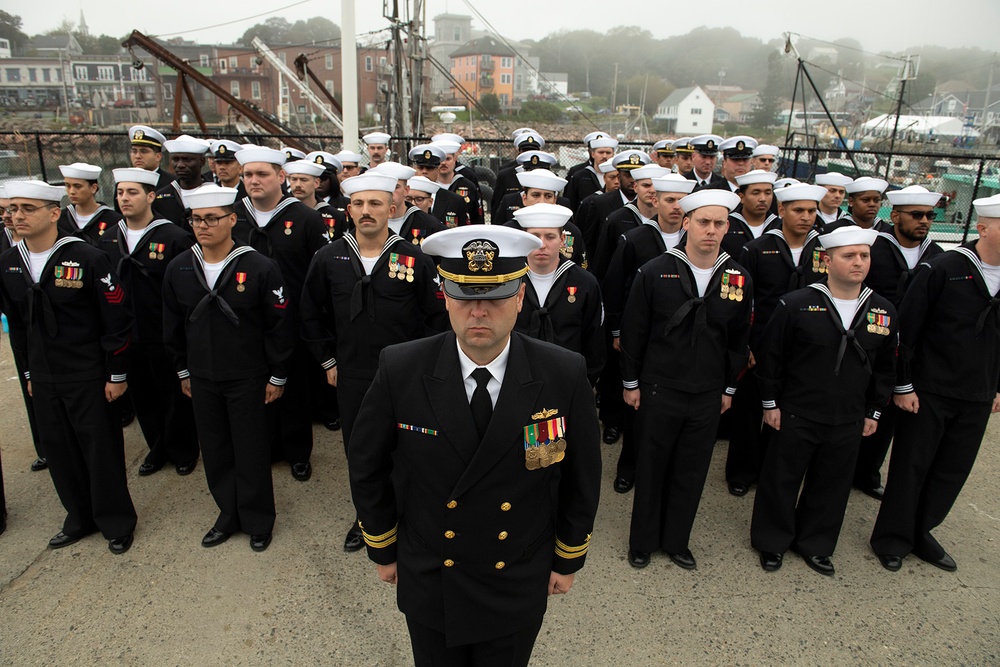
[464,239,496,273]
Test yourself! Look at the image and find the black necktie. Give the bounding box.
[470,367,493,441]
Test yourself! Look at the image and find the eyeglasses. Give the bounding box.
[898,209,934,221]
[189,214,231,227]
[756,157,776,163]
[409,195,431,204]
[5,203,58,215]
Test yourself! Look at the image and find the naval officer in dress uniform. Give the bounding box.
[127,125,175,191]
[349,224,601,666]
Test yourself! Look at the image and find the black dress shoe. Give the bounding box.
[759,551,783,572]
[613,476,634,493]
[49,531,89,549]
[876,553,903,572]
[324,418,341,431]
[915,550,957,572]
[602,426,621,444]
[857,485,885,500]
[175,460,197,476]
[138,461,164,476]
[291,462,312,482]
[250,533,272,552]
[728,481,750,497]
[30,457,48,472]
[628,549,650,569]
[800,553,835,576]
[108,534,134,555]
[201,527,231,548]
[344,522,364,552]
[667,549,697,570]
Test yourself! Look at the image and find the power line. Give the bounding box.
[152,0,316,39]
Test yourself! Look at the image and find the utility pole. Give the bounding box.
[980,53,996,138]
[409,0,426,136]
[611,63,618,113]
[886,54,915,180]
[342,0,359,151]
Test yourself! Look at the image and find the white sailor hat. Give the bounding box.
[432,132,465,146]
[653,174,697,194]
[236,146,287,166]
[422,225,541,301]
[583,131,604,145]
[815,172,854,187]
[512,127,537,139]
[512,203,573,229]
[680,189,740,214]
[306,151,342,173]
[282,146,306,161]
[407,176,441,195]
[431,139,462,155]
[185,184,239,210]
[652,139,675,154]
[819,225,878,249]
[58,162,102,181]
[6,180,65,202]
[886,185,943,207]
[408,144,446,165]
[112,167,159,187]
[516,169,568,193]
[334,149,365,164]
[735,170,778,187]
[163,135,209,155]
[340,172,399,196]
[630,165,671,181]
[0,185,7,199]
[362,132,391,146]
[612,150,652,170]
[774,177,800,189]
[973,193,1000,219]
[514,131,545,150]
[774,183,828,203]
[370,162,416,181]
[241,143,258,150]
[210,140,243,161]
[598,159,616,174]
[516,151,558,169]
[691,134,724,155]
[752,144,779,158]
[673,138,695,154]
[283,161,326,177]
[129,125,166,149]
[720,136,758,158]
[589,135,619,150]
[845,177,888,194]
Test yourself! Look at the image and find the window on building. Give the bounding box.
[133,68,147,81]
[379,57,386,67]
[325,53,333,69]
[691,108,702,115]
[692,122,698,127]
[501,57,512,68]
[74,65,87,81]
[453,27,462,41]
[365,56,373,72]
[324,80,334,95]
[515,74,522,91]
[4,68,19,82]
[199,54,209,67]
[230,80,240,97]
[500,73,511,84]
[42,69,51,83]
[54,68,61,82]
[163,83,173,99]
[219,59,228,74]
[500,94,509,106]
[251,81,261,99]
[97,66,114,81]
[230,56,239,69]
[27,68,36,82]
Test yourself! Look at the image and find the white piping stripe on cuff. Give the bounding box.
[724,386,737,396]
[269,376,287,386]
[761,400,777,409]
[622,380,639,389]
[611,329,621,337]
[321,358,337,370]
[177,369,190,379]
[893,384,914,394]
[110,374,127,382]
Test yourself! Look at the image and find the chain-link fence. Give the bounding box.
[1,131,996,242]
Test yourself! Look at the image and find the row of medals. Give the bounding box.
[720,283,744,302]
[867,323,890,335]
[525,438,567,470]
[388,262,415,282]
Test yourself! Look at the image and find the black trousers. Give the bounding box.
[338,372,377,458]
[10,342,43,459]
[629,385,721,553]
[269,342,314,465]
[614,405,638,481]
[751,414,862,557]
[853,403,897,490]
[406,616,543,667]
[725,370,773,486]
[871,392,990,559]
[191,376,275,535]
[129,342,199,467]
[32,379,137,539]
[598,331,624,430]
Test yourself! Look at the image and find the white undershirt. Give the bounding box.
[982,262,1000,296]
[747,221,768,239]
[830,296,859,329]
[818,209,840,224]
[203,259,225,290]
[359,255,379,275]
[660,229,683,249]
[789,246,804,265]
[125,227,146,253]
[252,206,276,228]
[387,217,405,235]
[690,265,715,297]
[73,210,95,230]
[28,248,55,282]
[528,268,557,305]
[899,245,921,270]
[456,337,510,408]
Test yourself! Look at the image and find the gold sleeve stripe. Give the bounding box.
[364,534,398,549]
[555,537,590,558]
[360,522,398,548]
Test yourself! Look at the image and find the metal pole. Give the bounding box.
[963,158,987,244]
[886,56,910,180]
[341,0,360,150]
[784,62,800,146]
[35,133,47,182]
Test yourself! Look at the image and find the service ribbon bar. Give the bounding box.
[397,423,438,436]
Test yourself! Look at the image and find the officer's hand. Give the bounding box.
[265,383,284,404]
[326,366,338,387]
[763,408,781,431]
[747,351,756,369]
[105,381,127,402]
[377,562,397,585]
[612,337,620,352]
[992,393,1000,413]
[180,379,192,398]
[862,418,878,437]
[26,380,31,397]
[623,388,640,410]
[548,571,574,595]
[720,394,732,414]
[894,392,919,413]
